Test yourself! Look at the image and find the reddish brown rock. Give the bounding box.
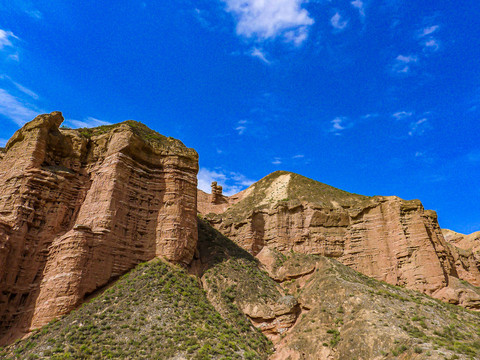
[202,171,480,308]
[196,184,246,215]
[443,229,480,286]
[0,112,198,344]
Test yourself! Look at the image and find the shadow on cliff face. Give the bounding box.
[192,218,258,277]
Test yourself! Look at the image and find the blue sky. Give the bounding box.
[0,0,479,234]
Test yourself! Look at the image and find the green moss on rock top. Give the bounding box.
[69,120,197,158]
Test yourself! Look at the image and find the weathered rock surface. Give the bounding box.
[5,208,480,359]
[193,218,300,343]
[0,112,198,344]
[443,229,480,287]
[267,251,480,360]
[202,171,480,309]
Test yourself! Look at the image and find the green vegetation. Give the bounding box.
[207,170,371,224]
[197,219,280,349]
[72,120,196,156]
[6,258,269,359]
[270,251,480,359]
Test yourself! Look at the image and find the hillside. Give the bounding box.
[5,220,480,359]
[203,171,480,309]
[2,256,272,359]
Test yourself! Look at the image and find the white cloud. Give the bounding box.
[26,9,43,19]
[272,157,282,165]
[423,38,440,52]
[0,76,38,99]
[408,118,428,136]
[392,54,418,74]
[351,0,365,18]
[0,29,18,50]
[0,88,40,126]
[222,0,314,45]
[419,25,439,38]
[330,12,348,30]
[392,111,413,120]
[198,167,254,195]
[235,125,246,135]
[417,25,440,53]
[361,113,379,119]
[330,116,351,135]
[235,119,248,134]
[331,117,345,130]
[8,53,20,62]
[284,27,308,46]
[66,117,111,128]
[292,154,304,159]
[11,81,39,100]
[250,47,270,63]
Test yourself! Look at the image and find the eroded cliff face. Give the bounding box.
[0,112,198,344]
[203,171,480,309]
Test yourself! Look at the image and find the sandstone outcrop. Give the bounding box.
[443,229,480,286]
[196,182,245,215]
[194,218,300,343]
[0,112,198,344]
[202,171,480,308]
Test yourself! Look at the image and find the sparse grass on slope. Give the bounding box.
[272,251,480,360]
[4,258,269,360]
[197,219,283,328]
[210,171,371,223]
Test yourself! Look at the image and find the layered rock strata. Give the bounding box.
[203,171,480,308]
[0,112,198,344]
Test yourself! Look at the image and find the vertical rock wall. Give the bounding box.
[0,112,198,343]
[203,172,480,308]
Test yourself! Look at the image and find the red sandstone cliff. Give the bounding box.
[201,171,480,309]
[0,112,198,344]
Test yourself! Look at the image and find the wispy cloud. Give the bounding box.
[0,76,39,99]
[235,119,248,135]
[221,0,314,45]
[330,12,348,30]
[283,27,308,46]
[422,38,440,52]
[6,1,43,19]
[11,81,39,100]
[0,88,40,126]
[330,116,352,135]
[66,117,111,128]
[408,117,428,136]
[8,53,19,62]
[392,54,418,74]
[250,47,270,64]
[361,113,379,119]
[194,8,211,29]
[417,24,441,53]
[272,157,282,165]
[418,25,439,38]
[351,0,365,18]
[392,111,413,120]
[467,151,480,163]
[0,29,19,50]
[198,167,254,195]
[26,9,42,19]
[292,154,304,159]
